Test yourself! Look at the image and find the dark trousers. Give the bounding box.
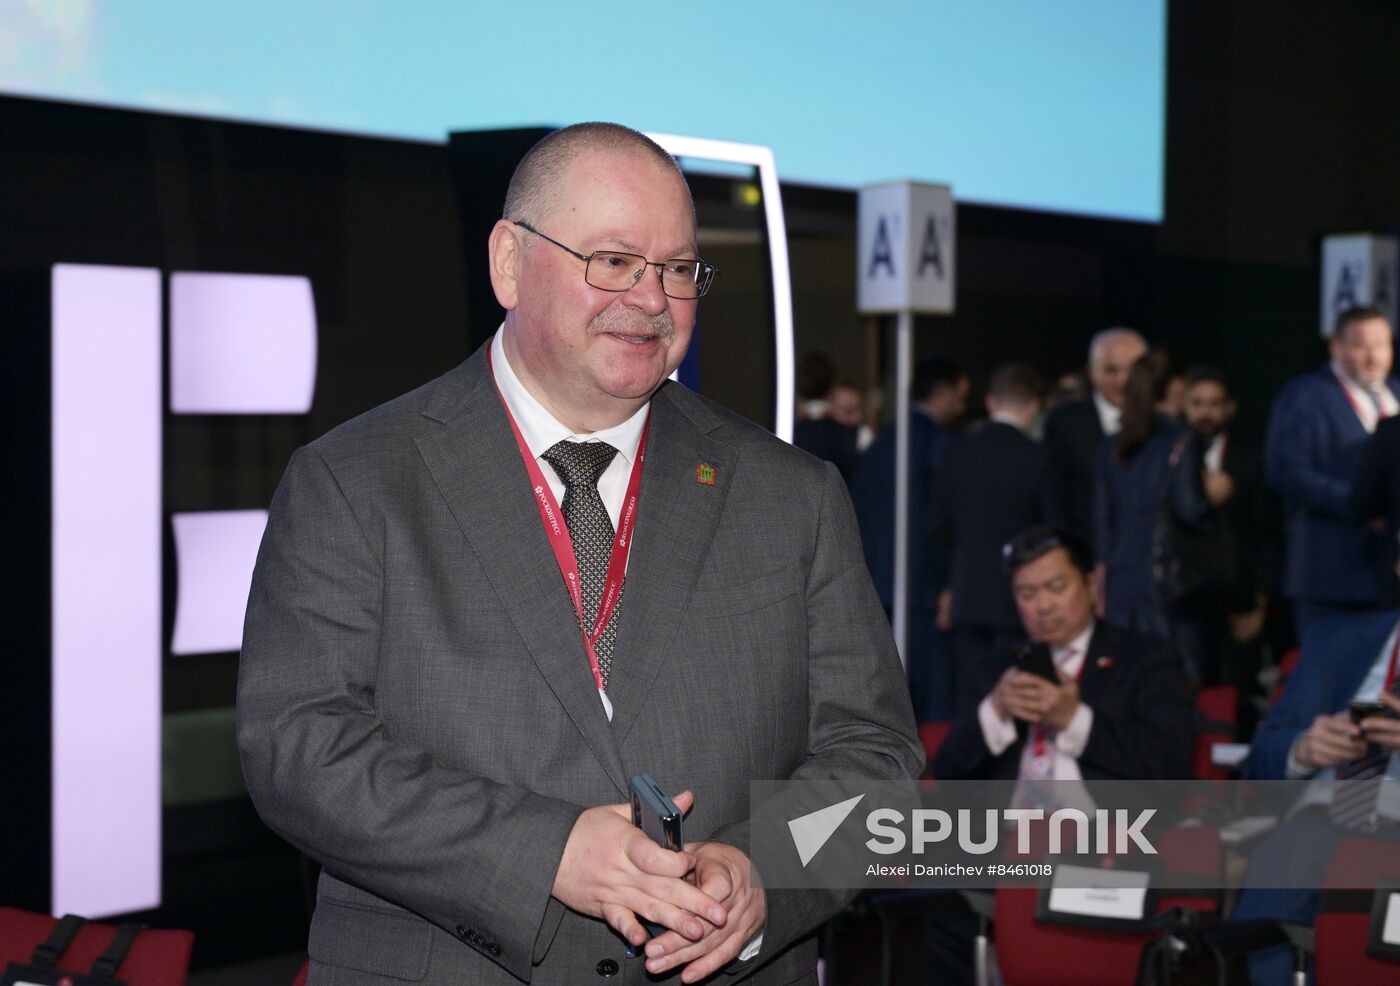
[1230,809,1343,985]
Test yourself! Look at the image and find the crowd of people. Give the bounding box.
[796,306,1400,983]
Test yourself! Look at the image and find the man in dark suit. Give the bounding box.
[237,123,922,986]
[1267,305,1400,633]
[933,525,1193,781]
[1043,328,1147,548]
[1352,414,1400,607]
[931,362,1052,716]
[792,352,862,483]
[1234,605,1400,984]
[850,355,969,722]
[1180,366,1283,695]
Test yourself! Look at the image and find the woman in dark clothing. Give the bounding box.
[1093,351,1215,680]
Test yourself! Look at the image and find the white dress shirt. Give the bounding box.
[978,623,1097,779]
[1203,433,1226,475]
[491,330,648,530]
[1093,391,1123,436]
[1332,360,1399,434]
[492,329,764,960]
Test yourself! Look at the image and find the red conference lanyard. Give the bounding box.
[487,347,648,691]
[1335,369,1394,426]
[1384,631,1400,693]
[1032,647,1089,759]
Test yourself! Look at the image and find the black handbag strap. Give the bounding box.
[91,922,144,979]
[31,914,87,969]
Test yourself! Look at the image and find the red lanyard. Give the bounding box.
[488,347,648,691]
[1335,370,1393,425]
[1385,632,1400,692]
[1032,646,1087,757]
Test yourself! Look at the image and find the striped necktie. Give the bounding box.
[1331,680,1400,833]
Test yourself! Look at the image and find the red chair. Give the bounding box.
[0,907,194,986]
[1192,685,1239,781]
[1314,836,1400,985]
[919,721,952,778]
[992,825,1223,986]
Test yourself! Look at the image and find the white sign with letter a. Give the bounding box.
[1321,233,1398,337]
[857,181,955,314]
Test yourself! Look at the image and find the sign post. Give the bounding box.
[857,182,955,666]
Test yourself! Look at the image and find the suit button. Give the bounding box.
[596,958,619,977]
[456,925,468,940]
[488,943,501,956]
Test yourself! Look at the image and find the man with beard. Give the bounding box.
[237,123,921,986]
[1179,366,1281,696]
[1267,306,1400,632]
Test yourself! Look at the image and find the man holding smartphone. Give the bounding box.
[1233,575,1400,984]
[237,122,922,986]
[933,524,1193,782]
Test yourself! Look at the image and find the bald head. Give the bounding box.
[502,122,693,228]
[1088,327,1147,407]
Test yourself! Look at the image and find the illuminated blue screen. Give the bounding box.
[1,1,1164,220]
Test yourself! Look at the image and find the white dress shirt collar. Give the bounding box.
[989,410,1030,433]
[490,328,648,464]
[1331,359,1399,433]
[1054,621,1095,679]
[1093,391,1122,436]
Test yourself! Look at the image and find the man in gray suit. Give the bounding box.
[237,122,922,986]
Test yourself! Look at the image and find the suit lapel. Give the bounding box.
[1077,623,1119,709]
[605,383,734,745]
[1322,366,1374,439]
[413,349,629,796]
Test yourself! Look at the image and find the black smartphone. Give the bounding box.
[628,773,685,944]
[1015,643,1060,684]
[629,772,684,852]
[1350,699,1390,724]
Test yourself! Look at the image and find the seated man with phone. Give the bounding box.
[1234,600,1400,984]
[933,524,1194,782]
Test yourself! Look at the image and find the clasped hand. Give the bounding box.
[552,790,766,983]
[1298,693,1400,767]
[992,668,1080,730]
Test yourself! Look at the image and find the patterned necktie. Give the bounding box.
[541,440,622,687]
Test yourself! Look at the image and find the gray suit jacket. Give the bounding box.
[237,346,922,985]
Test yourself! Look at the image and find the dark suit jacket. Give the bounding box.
[931,420,1051,629]
[1245,609,1399,780]
[237,346,923,986]
[1266,365,1399,604]
[1043,397,1105,548]
[932,621,1194,781]
[1352,415,1400,529]
[850,410,950,611]
[1216,434,1282,612]
[1093,418,1211,637]
[793,416,860,484]
[1352,417,1400,605]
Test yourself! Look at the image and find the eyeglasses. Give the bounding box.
[512,220,717,299]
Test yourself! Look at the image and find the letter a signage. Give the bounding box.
[1321,233,1398,337]
[857,181,955,315]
